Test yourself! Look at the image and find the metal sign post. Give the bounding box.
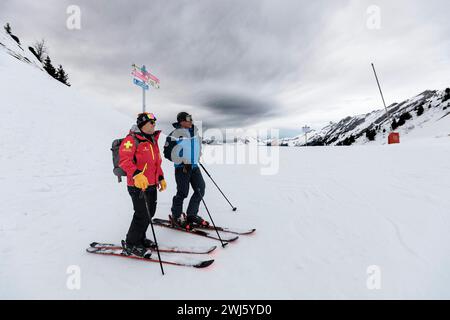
[132,64,160,113]
[142,66,146,112]
[302,125,311,146]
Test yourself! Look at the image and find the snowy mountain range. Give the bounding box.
[3,25,448,149]
[202,88,450,147]
[271,89,450,147]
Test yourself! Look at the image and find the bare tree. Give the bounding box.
[4,23,12,34]
[33,39,48,62]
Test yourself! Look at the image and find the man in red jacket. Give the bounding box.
[119,112,167,256]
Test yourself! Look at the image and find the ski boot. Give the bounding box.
[185,214,210,228]
[141,238,157,249]
[121,240,152,258]
[170,215,193,231]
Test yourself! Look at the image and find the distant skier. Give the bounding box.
[163,112,209,230]
[119,112,167,256]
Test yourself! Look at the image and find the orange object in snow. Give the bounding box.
[388,132,400,144]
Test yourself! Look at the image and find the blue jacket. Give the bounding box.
[163,122,202,168]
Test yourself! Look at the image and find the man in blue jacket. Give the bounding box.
[163,112,209,230]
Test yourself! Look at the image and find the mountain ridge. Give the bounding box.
[271,88,450,146]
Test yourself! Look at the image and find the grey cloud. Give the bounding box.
[1,0,342,129]
[2,0,450,134]
[195,90,279,128]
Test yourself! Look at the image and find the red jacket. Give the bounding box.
[119,129,164,187]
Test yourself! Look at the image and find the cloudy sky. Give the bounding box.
[1,0,449,136]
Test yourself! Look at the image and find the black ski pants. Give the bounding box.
[171,166,205,219]
[126,185,157,245]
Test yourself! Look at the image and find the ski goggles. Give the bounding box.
[138,112,157,124]
[184,114,193,122]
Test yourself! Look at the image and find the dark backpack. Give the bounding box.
[111,134,139,183]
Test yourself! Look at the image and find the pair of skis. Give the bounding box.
[87,242,216,268]
[86,218,256,269]
[151,217,255,243]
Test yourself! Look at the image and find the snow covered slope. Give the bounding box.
[1,33,450,299]
[275,89,450,147]
[0,28,44,72]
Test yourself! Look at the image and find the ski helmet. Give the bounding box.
[137,112,157,129]
[177,112,192,123]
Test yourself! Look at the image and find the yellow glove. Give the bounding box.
[158,179,167,192]
[133,173,149,190]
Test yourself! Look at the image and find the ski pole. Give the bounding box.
[142,190,165,275]
[199,163,237,212]
[198,188,228,248]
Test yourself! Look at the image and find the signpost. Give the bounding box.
[302,125,311,146]
[132,64,160,113]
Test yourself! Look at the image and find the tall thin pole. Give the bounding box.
[198,189,228,248]
[199,163,237,211]
[143,191,164,275]
[142,65,147,113]
[371,63,390,117]
[142,86,146,113]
